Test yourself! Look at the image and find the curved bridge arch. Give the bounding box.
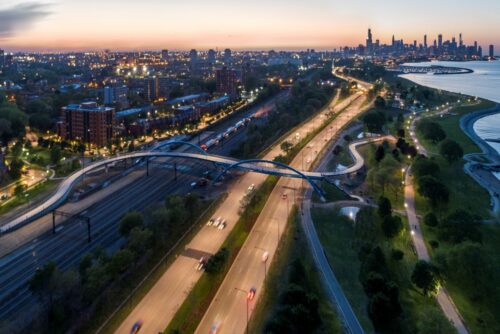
[152,140,208,155]
[213,158,325,199]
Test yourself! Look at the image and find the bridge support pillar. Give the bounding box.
[52,211,56,234]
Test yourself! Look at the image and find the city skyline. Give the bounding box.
[1,0,500,52]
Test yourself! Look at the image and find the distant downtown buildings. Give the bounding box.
[361,28,495,60]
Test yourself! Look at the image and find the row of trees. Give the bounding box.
[28,193,205,333]
[231,68,335,159]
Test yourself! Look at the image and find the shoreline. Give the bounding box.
[460,103,500,216]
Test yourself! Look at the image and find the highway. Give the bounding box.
[114,90,365,334]
[194,92,370,334]
[0,97,278,327]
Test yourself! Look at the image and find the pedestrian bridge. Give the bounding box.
[1,137,388,234]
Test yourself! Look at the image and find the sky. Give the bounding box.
[0,0,499,52]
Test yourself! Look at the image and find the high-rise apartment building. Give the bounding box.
[60,102,115,147]
[489,45,495,58]
[215,66,237,97]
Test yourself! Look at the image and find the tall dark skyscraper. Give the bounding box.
[0,49,4,68]
[489,45,495,58]
[224,48,232,64]
[438,34,443,50]
[207,49,216,65]
[161,49,169,61]
[366,28,373,54]
[424,34,427,49]
[189,49,198,70]
[459,33,463,47]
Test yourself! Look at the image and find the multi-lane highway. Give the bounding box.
[0,95,280,327]
[195,92,371,334]
[114,91,367,334]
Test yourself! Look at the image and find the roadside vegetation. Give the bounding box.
[17,193,214,334]
[252,207,342,334]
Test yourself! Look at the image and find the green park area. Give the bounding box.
[412,99,500,333]
[311,206,453,334]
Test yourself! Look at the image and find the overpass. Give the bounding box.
[1,136,388,234]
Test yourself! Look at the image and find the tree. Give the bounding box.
[417,176,449,207]
[423,212,439,227]
[8,158,24,180]
[127,227,153,255]
[14,184,26,197]
[374,96,386,109]
[438,210,482,244]
[440,139,463,164]
[445,242,489,287]
[382,215,404,238]
[29,261,57,303]
[107,249,134,277]
[417,120,446,143]
[119,211,144,236]
[280,141,293,154]
[377,196,392,218]
[50,145,62,164]
[412,157,440,179]
[374,145,385,162]
[204,247,228,274]
[416,308,456,334]
[392,249,404,261]
[363,111,386,133]
[411,260,439,295]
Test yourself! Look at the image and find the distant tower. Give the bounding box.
[207,49,216,65]
[438,34,443,49]
[189,49,198,71]
[489,45,495,58]
[424,34,427,49]
[161,49,169,61]
[392,35,395,47]
[366,28,373,54]
[459,33,463,47]
[224,48,232,65]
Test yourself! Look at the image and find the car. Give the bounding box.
[281,193,288,200]
[247,287,257,301]
[247,184,255,192]
[197,257,206,271]
[213,216,222,227]
[206,218,215,226]
[130,319,143,334]
[209,320,221,334]
[191,182,197,188]
[218,221,226,230]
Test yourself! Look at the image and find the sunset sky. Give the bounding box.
[1,0,499,52]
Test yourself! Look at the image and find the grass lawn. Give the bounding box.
[312,207,441,334]
[312,181,352,203]
[251,208,342,334]
[415,100,496,155]
[327,145,354,170]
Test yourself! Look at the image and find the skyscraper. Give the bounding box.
[224,48,232,64]
[459,33,463,47]
[489,45,495,58]
[424,34,427,49]
[438,34,443,50]
[161,49,169,61]
[189,49,198,71]
[366,28,373,54]
[0,49,4,68]
[208,49,216,65]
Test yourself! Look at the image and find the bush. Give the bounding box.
[377,196,392,218]
[391,249,404,261]
[119,211,144,236]
[423,212,439,227]
[429,240,440,249]
[204,247,229,274]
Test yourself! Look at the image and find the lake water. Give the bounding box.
[401,60,500,159]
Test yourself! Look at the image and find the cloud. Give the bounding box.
[0,2,52,38]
